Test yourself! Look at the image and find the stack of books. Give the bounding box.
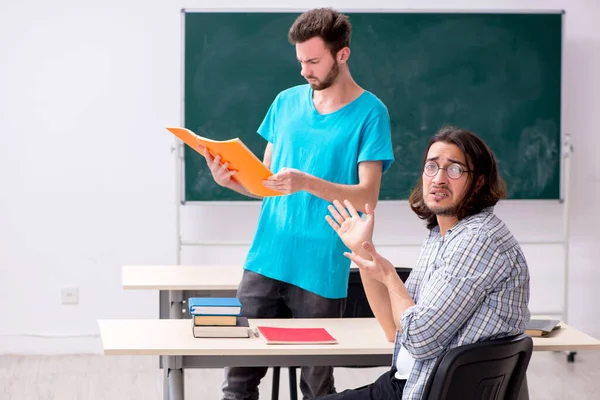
[525,319,561,337]
[188,297,250,338]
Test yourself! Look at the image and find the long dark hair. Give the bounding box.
[409,126,507,229]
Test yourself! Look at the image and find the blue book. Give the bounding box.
[188,297,242,316]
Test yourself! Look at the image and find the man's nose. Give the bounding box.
[432,168,449,184]
[300,64,311,77]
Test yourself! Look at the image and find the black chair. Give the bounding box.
[421,333,533,400]
[271,267,412,400]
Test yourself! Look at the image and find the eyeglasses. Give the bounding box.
[423,161,473,180]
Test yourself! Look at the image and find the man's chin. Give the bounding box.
[309,80,334,91]
[425,202,457,216]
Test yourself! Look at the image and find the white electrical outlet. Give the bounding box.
[61,287,79,305]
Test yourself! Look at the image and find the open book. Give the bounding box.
[166,127,283,197]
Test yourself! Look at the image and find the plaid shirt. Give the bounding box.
[394,207,531,399]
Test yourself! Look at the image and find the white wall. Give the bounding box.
[0,0,598,354]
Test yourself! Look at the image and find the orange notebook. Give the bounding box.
[256,326,338,345]
[166,127,283,198]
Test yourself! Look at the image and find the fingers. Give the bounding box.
[267,167,290,180]
[205,153,234,174]
[218,162,237,182]
[262,180,283,190]
[219,161,230,173]
[344,199,359,218]
[327,203,345,225]
[361,241,379,259]
[325,215,340,232]
[343,252,371,269]
[333,199,351,220]
[202,147,213,163]
[211,155,223,170]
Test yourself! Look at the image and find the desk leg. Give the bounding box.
[517,375,529,400]
[169,290,184,319]
[167,366,184,400]
[163,364,169,399]
[164,290,184,400]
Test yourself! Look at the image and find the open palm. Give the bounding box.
[325,199,375,252]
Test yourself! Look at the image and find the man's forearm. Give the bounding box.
[226,180,263,199]
[304,175,377,212]
[385,276,416,333]
[353,246,416,340]
[359,269,397,342]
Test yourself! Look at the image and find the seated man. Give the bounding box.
[322,126,531,399]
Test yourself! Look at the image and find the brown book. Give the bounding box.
[526,319,561,337]
[192,317,250,338]
[194,315,237,326]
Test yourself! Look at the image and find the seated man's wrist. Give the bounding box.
[384,272,404,292]
[352,246,372,260]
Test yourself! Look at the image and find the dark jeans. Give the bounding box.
[315,369,405,400]
[222,269,347,400]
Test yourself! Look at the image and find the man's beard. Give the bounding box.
[427,205,458,216]
[308,61,339,91]
[425,201,458,217]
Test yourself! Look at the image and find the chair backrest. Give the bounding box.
[421,334,533,400]
[343,267,411,318]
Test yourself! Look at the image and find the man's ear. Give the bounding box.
[337,47,350,64]
[475,175,485,192]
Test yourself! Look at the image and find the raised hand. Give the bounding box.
[343,241,397,285]
[325,199,375,253]
[199,145,237,188]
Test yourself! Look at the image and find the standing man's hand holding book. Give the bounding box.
[199,145,263,199]
[262,167,309,195]
[200,145,238,188]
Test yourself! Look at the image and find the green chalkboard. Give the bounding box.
[182,11,562,201]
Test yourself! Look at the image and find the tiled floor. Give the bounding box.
[0,350,598,399]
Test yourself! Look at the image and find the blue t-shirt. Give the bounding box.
[243,84,394,299]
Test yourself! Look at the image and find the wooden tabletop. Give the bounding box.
[531,321,600,351]
[98,317,394,356]
[122,264,412,291]
[98,317,600,356]
[122,265,243,290]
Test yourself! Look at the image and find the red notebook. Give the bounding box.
[256,326,337,345]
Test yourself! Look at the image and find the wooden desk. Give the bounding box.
[123,264,412,322]
[122,264,412,290]
[122,265,243,291]
[99,317,393,363]
[119,266,599,400]
[531,322,600,351]
[99,318,600,357]
[100,317,394,400]
[98,317,600,400]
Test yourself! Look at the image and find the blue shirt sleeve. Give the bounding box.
[357,105,395,172]
[257,94,280,144]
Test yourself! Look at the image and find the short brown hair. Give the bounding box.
[409,126,507,230]
[288,8,352,56]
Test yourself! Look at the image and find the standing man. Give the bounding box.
[200,8,395,400]
[323,126,531,399]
